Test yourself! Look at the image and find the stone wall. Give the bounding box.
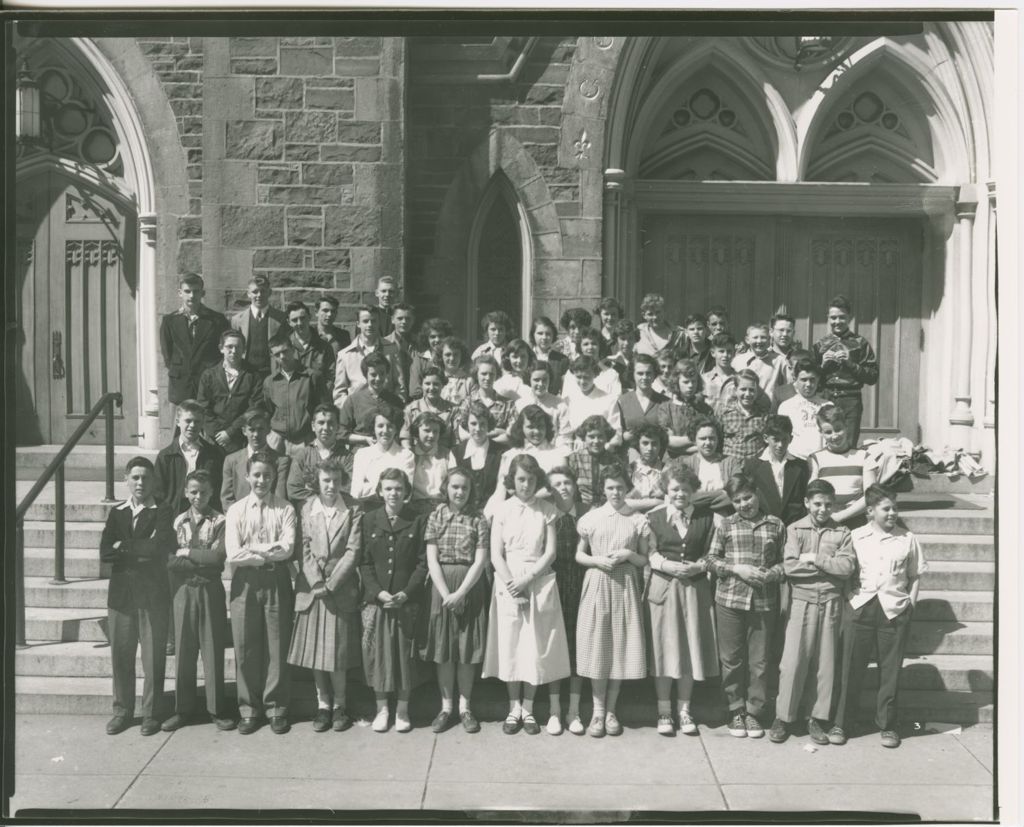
[138,36,405,326]
[406,36,603,339]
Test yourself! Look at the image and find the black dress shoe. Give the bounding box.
[502,714,522,735]
[161,714,190,732]
[270,715,290,734]
[312,709,332,733]
[332,709,353,732]
[461,710,480,733]
[106,715,131,735]
[212,715,237,731]
[140,717,162,736]
[431,710,452,733]
[238,716,261,735]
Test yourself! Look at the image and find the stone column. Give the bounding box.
[603,167,625,312]
[138,213,161,449]
[948,186,979,449]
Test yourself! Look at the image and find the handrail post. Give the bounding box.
[16,520,27,648]
[51,465,68,585]
[103,393,116,503]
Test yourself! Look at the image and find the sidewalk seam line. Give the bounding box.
[697,734,729,811]
[419,735,438,809]
[110,729,174,809]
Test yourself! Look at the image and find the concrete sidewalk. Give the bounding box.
[7,714,994,819]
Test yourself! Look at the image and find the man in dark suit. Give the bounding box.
[100,456,176,736]
[385,302,416,403]
[229,275,288,379]
[196,330,264,453]
[361,275,398,339]
[159,273,231,406]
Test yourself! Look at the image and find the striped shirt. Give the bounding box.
[808,447,877,508]
[704,511,786,612]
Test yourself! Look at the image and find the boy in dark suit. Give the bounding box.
[160,273,230,406]
[196,329,264,453]
[229,275,288,379]
[221,408,291,507]
[101,457,176,736]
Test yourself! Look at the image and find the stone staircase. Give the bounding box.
[15,446,995,724]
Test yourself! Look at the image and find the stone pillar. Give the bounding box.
[948,186,979,450]
[982,181,997,470]
[138,213,161,450]
[602,167,625,311]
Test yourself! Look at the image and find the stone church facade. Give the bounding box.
[13,26,997,467]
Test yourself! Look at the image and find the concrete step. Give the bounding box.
[24,577,110,609]
[906,473,993,494]
[23,521,104,549]
[14,675,992,726]
[24,548,109,579]
[16,446,159,482]
[17,479,130,521]
[895,495,993,536]
[919,562,994,592]
[905,621,992,656]
[916,534,994,562]
[914,591,993,622]
[870,654,993,692]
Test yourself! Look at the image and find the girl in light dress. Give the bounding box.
[529,316,570,395]
[439,336,474,408]
[287,457,362,733]
[455,355,514,445]
[494,338,536,402]
[625,422,669,513]
[421,467,490,734]
[401,366,455,451]
[644,463,719,737]
[562,328,621,400]
[482,454,571,736]
[409,317,453,400]
[514,362,572,450]
[409,411,452,517]
[488,406,569,515]
[664,359,715,459]
[574,465,650,738]
[349,409,415,507]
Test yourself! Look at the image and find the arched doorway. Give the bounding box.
[603,34,975,443]
[15,38,155,446]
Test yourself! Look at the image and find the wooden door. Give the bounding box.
[16,171,138,445]
[639,214,777,341]
[471,191,522,337]
[638,211,923,441]
[788,218,923,440]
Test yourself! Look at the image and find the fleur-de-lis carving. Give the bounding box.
[66,241,83,265]
[84,241,101,265]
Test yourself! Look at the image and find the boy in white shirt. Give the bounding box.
[226,451,297,735]
[777,360,828,460]
[829,484,926,749]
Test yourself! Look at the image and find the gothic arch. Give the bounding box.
[797,36,974,184]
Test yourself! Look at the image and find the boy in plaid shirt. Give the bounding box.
[719,370,770,460]
[567,415,628,512]
[704,472,786,739]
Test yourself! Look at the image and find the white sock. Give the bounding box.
[522,697,534,716]
[441,698,453,713]
[593,697,606,718]
[509,699,523,718]
[458,695,470,714]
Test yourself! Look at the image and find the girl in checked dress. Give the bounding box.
[575,465,650,738]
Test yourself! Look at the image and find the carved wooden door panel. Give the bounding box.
[639,215,777,342]
[788,218,923,440]
[16,171,138,444]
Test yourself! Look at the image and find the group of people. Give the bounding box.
[99,271,924,750]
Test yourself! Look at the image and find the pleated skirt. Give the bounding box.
[287,601,361,672]
[361,602,420,693]
[644,572,720,681]
[420,563,488,665]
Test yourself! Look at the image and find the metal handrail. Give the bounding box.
[15,391,122,647]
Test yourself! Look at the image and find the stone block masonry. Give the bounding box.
[138,36,403,325]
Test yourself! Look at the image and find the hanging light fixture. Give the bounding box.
[793,35,835,71]
[16,59,41,142]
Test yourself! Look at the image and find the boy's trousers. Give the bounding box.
[109,598,169,719]
[716,604,776,718]
[229,565,294,718]
[834,595,912,731]
[173,578,229,717]
[776,596,842,722]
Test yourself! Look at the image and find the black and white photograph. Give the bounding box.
[3,6,1018,822]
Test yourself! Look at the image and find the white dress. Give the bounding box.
[482,496,571,685]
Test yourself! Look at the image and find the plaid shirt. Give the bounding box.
[705,511,786,611]
[568,449,628,511]
[170,509,227,582]
[719,397,769,460]
[424,503,490,566]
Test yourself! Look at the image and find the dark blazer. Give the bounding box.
[358,506,428,603]
[154,438,225,514]
[100,501,176,610]
[678,453,745,512]
[451,438,504,504]
[220,446,291,507]
[543,350,570,395]
[318,323,352,355]
[160,306,231,404]
[195,363,264,451]
[286,442,350,507]
[646,503,716,564]
[744,456,810,526]
[229,306,288,364]
[294,497,362,614]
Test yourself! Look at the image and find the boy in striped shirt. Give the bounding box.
[807,403,878,527]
